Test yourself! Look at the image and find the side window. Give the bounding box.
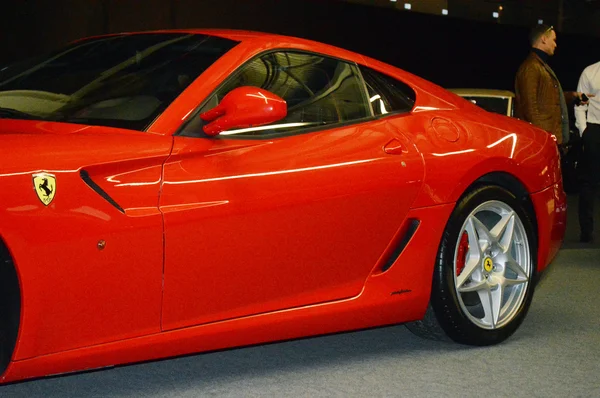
[183,51,370,137]
[359,66,416,116]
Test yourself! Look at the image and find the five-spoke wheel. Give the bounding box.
[407,185,537,345]
[454,200,531,330]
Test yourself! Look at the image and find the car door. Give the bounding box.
[159,51,425,330]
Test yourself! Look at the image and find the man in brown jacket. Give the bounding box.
[515,24,585,145]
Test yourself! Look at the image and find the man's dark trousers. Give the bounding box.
[578,123,600,241]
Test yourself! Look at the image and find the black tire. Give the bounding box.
[0,242,20,376]
[407,185,537,346]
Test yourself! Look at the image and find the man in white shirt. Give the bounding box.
[574,61,600,243]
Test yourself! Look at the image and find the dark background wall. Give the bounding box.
[1,0,598,91]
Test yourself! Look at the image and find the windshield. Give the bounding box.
[0,33,238,130]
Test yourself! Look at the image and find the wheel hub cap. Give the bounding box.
[453,200,532,330]
[483,257,493,273]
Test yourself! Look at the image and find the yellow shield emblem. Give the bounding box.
[33,173,56,206]
[484,257,494,273]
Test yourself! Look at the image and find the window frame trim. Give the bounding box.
[357,64,417,119]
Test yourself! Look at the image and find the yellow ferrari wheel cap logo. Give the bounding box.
[33,173,56,206]
[484,257,494,272]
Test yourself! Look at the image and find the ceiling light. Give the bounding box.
[404,3,411,10]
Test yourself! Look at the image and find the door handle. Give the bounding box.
[383,139,406,155]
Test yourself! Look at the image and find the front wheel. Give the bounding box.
[407,185,537,345]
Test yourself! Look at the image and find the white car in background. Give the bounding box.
[449,88,515,117]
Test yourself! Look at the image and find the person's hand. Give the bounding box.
[575,92,595,105]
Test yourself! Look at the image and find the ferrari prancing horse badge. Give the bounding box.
[33,173,56,206]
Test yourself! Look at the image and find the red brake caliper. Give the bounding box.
[456,231,470,276]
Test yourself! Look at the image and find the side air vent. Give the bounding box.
[381,219,420,272]
[80,170,125,213]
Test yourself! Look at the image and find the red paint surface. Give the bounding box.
[0,29,566,383]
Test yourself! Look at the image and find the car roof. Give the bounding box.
[93,29,371,69]
[184,29,288,41]
[85,29,468,112]
[114,29,357,54]
[448,88,515,98]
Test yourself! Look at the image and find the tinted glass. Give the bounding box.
[0,33,238,130]
[185,51,370,137]
[359,66,415,116]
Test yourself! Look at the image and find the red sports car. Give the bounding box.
[0,30,566,383]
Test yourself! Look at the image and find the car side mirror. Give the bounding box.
[200,86,287,136]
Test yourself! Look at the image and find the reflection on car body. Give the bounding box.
[450,87,580,192]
